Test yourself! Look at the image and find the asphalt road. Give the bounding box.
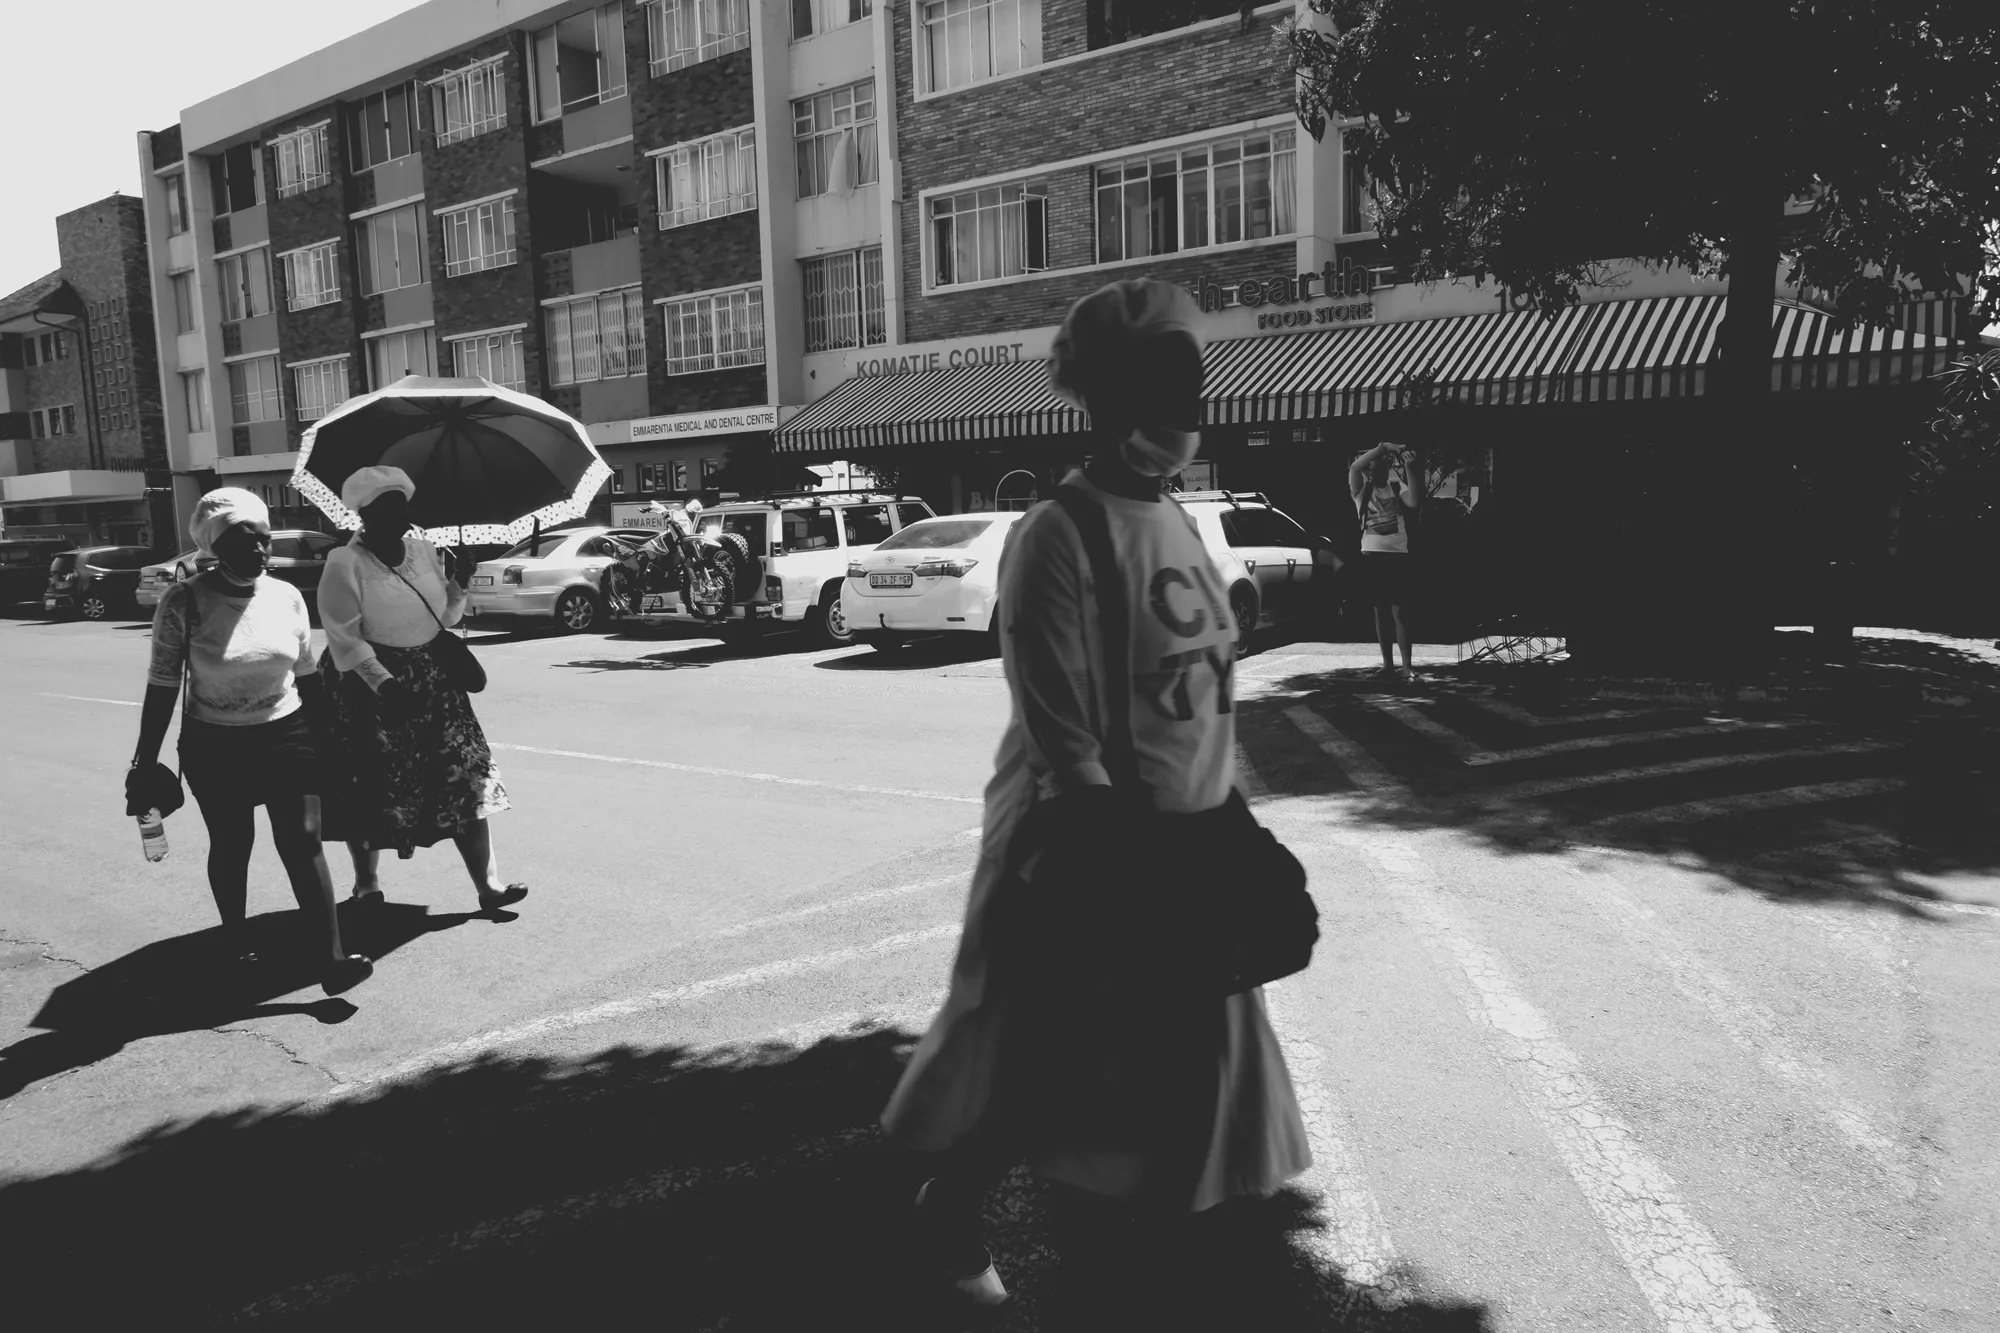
[1,608,1995,1331]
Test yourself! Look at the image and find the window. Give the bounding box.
[531,3,627,122]
[228,356,283,423]
[929,181,1048,286]
[32,405,75,437]
[281,240,341,311]
[1340,130,1379,236]
[164,172,190,235]
[545,289,647,385]
[447,328,527,391]
[439,196,518,276]
[894,501,934,530]
[608,467,624,494]
[841,504,892,547]
[656,128,758,228]
[781,506,837,550]
[293,357,350,421]
[345,83,420,171]
[53,334,67,361]
[793,82,877,199]
[662,286,764,374]
[793,0,871,40]
[671,460,690,490]
[181,370,209,432]
[272,123,332,197]
[647,0,751,73]
[354,204,427,295]
[210,143,258,214]
[801,247,886,352]
[37,333,53,363]
[1095,130,1296,262]
[431,58,507,146]
[919,0,1041,94]
[217,248,274,321]
[366,328,435,388]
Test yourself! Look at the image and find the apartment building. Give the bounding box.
[0,196,169,546]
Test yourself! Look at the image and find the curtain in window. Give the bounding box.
[1271,140,1297,237]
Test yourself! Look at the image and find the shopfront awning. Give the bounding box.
[775,296,1956,454]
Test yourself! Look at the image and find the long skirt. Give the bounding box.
[317,642,510,856]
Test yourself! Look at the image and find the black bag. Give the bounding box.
[389,562,487,694]
[1012,485,1318,998]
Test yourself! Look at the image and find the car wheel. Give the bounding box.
[553,587,598,634]
[808,584,855,648]
[1229,584,1258,659]
[81,594,110,621]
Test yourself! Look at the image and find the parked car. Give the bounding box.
[0,538,72,607]
[45,545,153,619]
[1173,491,1339,656]
[842,512,1025,650]
[134,529,342,611]
[613,492,937,646]
[467,526,658,632]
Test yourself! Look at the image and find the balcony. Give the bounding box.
[0,469,147,505]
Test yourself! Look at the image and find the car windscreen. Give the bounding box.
[499,533,575,559]
[873,519,994,552]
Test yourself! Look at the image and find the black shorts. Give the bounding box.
[179,710,322,810]
[1356,553,1414,608]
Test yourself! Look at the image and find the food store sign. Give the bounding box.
[1188,255,1381,333]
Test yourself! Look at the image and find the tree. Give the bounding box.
[1287,1,2000,661]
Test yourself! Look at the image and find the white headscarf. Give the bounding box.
[188,487,271,556]
[340,465,416,514]
[1049,279,1206,476]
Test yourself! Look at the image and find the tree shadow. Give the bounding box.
[0,1024,1491,1331]
[816,636,1000,671]
[552,631,812,673]
[0,902,471,1101]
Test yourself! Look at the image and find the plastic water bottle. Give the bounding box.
[138,809,168,862]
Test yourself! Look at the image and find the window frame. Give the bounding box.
[216,246,275,322]
[646,0,751,74]
[429,56,509,147]
[917,0,1042,95]
[279,239,342,311]
[530,2,628,123]
[345,82,422,173]
[169,271,197,334]
[1092,128,1297,264]
[227,355,284,425]
[163,171,191,235]
[793,0,873,41]
[363,326,437,390]
[290,356,351,422]
[181,369,209,432]
[800,246,887,353]
[544,288,648,386]
[353,202,429,296]
[653,126,759,229]
[1338,123,1380,238]
[437,193,520,277]
[445,326,528,392]
[270,121,333,198]
[927,179,1049,289]
[792,81,878,200]
[660,284,766,375]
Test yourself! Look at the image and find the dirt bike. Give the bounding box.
[601,501,754,624]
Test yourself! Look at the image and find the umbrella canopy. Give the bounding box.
[292,375,613,545]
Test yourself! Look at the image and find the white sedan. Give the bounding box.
[842,512,1025,649]
[466,526,655,633]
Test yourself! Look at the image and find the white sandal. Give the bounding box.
[915,1180,1011,1307]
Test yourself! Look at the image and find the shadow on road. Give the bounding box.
[0,902,472,1101]
[0,1023,1489,1331]
[815,637,999,671]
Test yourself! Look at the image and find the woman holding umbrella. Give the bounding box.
[316,465,528,913]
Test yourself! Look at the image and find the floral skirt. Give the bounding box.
[317,642,510,856]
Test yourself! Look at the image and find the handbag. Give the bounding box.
[387,560,487,694]
[1012,484,1318,998]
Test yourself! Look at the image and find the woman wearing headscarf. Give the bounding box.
[125,488,372,990]
[882,280,1311,1305]
[315,466,526,913]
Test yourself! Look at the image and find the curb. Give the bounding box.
[1564,676,1995,713]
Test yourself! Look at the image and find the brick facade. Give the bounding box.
[264,101,363,445]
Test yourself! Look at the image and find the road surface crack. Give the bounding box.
[0,930,91,975]
[213,1024,340,1087]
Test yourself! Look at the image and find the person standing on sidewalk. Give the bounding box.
[1349,442,1420,681]
[881,279,1310,1308]
[126,487,372,992]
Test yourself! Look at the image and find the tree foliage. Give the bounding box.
[1285,1,2000,334]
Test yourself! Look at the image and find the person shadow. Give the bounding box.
[0,900,471,1101]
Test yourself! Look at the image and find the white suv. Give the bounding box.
[616,493,936,646]
[1173,491,1338,656]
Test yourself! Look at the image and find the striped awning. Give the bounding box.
[776,296,1955,454]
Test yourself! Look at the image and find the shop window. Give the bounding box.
[293,357,350,421]
[929,181,1047,286]
[228,356,283,424]
[217,248,274,322]
[801,247,886,352]
[209,143,259,215]
[793,0,871,40]
[447,328,527,392]
[345,82,421,172]
[531,3,627,122]
[646,0,750,73]
[919,0,1041,94]
[656,127,757,228]
[439,195,519,276]
[546,289,646,385]
[793,81,877,199]
[431,57,507,146]
[354,203,428,295]
[1095,129,1295,263]
[272,122,332,197]
[662,286,763,375]
[281,240,341,311]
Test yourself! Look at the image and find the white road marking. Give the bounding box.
[1330,828,1780,1333]
[1367,700,1799,767]
[707,875,966,939]
[1499,742,1895,800]
[1363,697,1486,761]
[1282,707,1403,794]
[490,742,983,804]
[1467,696,1669,729]
[1261,979,1408,1303]
[37,692,140,707]
[1568,870,1908,1181]
[1586,778,1906,832]
[316,922,962,1103]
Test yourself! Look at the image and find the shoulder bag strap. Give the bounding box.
[1051,484,1140,792]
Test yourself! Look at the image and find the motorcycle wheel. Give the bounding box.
[681,547,738,623]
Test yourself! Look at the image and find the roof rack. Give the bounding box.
[729,488,904,504]
[1171,490,1271,508]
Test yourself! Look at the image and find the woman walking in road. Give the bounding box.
[315,466,527,914]
[882,280,1311,1306]
[126,487,372,991]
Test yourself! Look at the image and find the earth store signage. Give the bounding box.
[628,404,781,440]
[1188,255,1383,333]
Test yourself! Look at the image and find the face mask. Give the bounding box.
[216,540,266,582]
[1119,427,1201,478]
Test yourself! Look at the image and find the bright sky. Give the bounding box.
[0,0,426,302]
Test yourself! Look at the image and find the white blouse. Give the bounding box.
[320,534,468,687]
[147,576,316,725]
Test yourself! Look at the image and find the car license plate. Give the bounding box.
[472,575,494,586]
[870,572,914,588]
[641,594,669,612]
